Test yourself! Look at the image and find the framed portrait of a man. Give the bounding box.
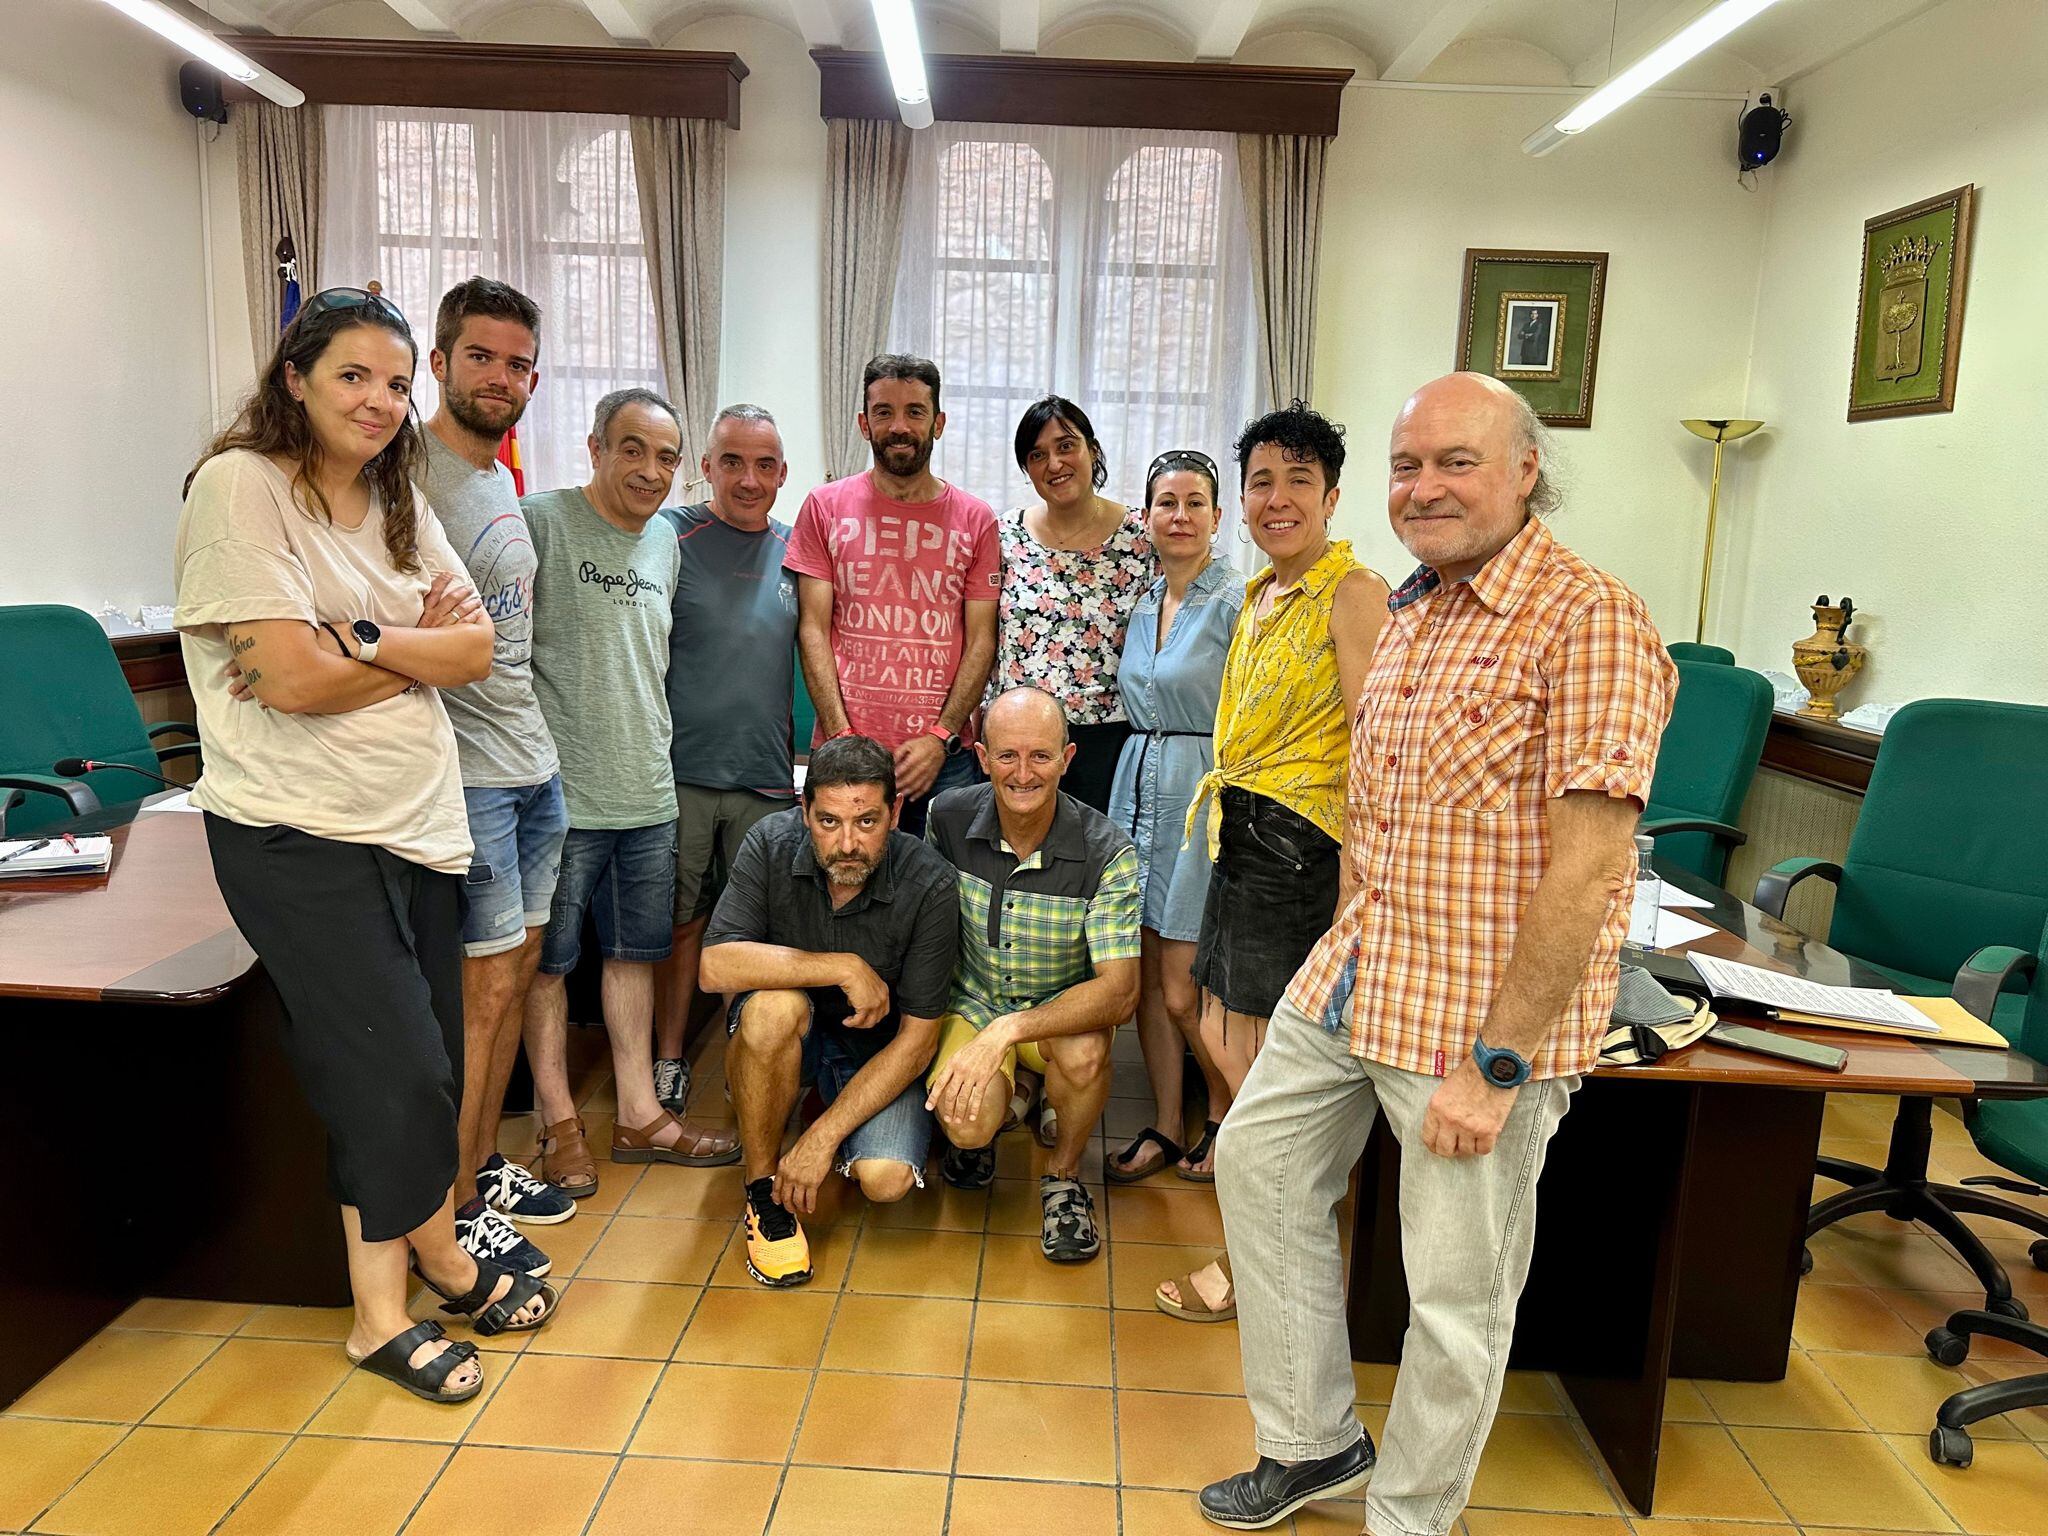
[1456,249,1610,428]
[1497,294,1565,379]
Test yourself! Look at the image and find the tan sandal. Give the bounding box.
[1155,1252,1235,1323]
[612,1110,740,1168]
[536,1117,600,1199]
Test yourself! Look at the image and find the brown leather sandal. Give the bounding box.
[612,1110,741,1168]
[1154,1252,1236,1323]
[536,1117,600,1198]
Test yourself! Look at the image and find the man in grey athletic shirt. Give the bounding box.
[417,277,573,1279]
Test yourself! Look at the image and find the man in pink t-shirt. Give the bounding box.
[786,354,999,834]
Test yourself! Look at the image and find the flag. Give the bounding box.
[496,425,525,495]
[275,236,302,331]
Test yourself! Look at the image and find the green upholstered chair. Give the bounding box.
[1667,640,1735,665]
[1923,916,2048,1466]
[0,605,198,836]
[1758,699,2048,1316]
[1640,660,1773,886]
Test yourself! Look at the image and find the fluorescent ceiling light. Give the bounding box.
[869,0,934,130]
[1523,0,1783,155]
[98,0,306,108]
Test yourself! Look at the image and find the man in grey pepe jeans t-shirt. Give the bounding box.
[521,388,739,1198]
[417,278,573,1280]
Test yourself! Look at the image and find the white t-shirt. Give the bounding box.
[173,449,473,873]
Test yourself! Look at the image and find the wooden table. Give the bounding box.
[1344,859,2048,1516]
[0,793,347,1408]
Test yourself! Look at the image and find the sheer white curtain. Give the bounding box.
[889,122,1259,558]
[321,105,665,500]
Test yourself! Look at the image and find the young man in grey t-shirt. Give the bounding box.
[522,388,739,1194]
[418,278,574,1279]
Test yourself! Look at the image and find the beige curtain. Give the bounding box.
[1237,133,1330,407]
[821,117,913,480]
[630,116,727,471]
[235,102,324,368]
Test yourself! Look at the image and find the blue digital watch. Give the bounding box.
[1471,1036,1532,1089]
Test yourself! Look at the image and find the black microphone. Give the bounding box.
[53,758,186,791]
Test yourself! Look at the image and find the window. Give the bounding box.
[890,123,1257,527]
[323,107,664,498]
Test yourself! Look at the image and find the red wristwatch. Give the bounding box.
[926,723,964,755]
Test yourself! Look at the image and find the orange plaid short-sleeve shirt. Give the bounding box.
[1282,516,1677,1080]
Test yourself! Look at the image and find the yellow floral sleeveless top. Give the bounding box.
[1188,539,1370,854]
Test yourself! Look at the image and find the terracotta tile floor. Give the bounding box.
[9,1029,2048,1534]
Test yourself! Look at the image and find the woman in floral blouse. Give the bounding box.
[989,396,1156,813]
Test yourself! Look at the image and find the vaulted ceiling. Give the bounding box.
[191,0,1949,91]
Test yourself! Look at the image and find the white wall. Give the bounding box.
[1726,0,2048,706]
[32,0,2045,706]
[1312,85,1771,638]
[0,0,216,612]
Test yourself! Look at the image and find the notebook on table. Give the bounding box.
[0,836,113,879]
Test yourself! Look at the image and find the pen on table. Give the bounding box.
[60,833,79,852]
[0,839,52,865]
[1758,1008,1782,1022]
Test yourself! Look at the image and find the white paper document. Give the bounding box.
[156,791,201,812]
[0,835,113,877]
[1690,954,1936,1031]
[1653,909,1717,950]
[1656,887,1712,910]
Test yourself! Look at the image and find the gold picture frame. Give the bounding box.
[1495,292,1567,381]
[1847,184,1974,422]
[1456,249,1609,428]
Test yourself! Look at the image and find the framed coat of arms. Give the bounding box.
[1848,185,1974,422]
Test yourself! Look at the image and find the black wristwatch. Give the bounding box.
[925,724,965,756]
[350,619,383,664]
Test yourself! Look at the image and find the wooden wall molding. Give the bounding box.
[1761,714,1879,796]
[223,37,748,126]
[812,50,1352,136]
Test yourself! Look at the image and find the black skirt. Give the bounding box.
[1062,720,1134,814]
[1192,786,1339,1019]
[205,813,464,1243]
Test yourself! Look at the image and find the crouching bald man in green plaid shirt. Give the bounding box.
[924,686,1143,1262]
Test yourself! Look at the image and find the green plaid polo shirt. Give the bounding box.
[925,784,1143,1030]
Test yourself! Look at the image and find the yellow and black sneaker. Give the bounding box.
[744,1177,812,1288]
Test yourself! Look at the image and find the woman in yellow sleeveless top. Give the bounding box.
[1159,404,1389,1325]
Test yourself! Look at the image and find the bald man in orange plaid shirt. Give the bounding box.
[1197,374,1678,1536]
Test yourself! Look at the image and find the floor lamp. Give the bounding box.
[1682,418,1765,644]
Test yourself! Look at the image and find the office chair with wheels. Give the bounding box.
[1641,660,1772,885]
[1922,918,2048,1468]
[0,605,197,835]
[1667,640,1735,665]
[1757,699,2048,1316]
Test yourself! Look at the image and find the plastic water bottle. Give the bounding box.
[1627,833,1662,947]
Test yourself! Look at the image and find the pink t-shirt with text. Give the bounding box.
[784,473,1001,750]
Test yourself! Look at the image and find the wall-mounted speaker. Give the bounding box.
[1739,93,1790,171]
[179,61,228,125]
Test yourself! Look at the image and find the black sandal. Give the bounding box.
[1108,1126,1184,1185]
[348,1319,482,1403]
[417,1254,557,1336]
[1176,1119,1222,1184]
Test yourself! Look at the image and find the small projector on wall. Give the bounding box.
[1739,92,1790,171]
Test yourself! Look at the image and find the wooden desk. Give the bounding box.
[0,794,347,1408]
[1344,860,2048,1516]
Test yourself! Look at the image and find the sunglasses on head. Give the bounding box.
[1147,448,1219,482]
[298,286,410,329]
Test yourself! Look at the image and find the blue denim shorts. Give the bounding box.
[540,822,679,974]
[728,991,932,1182]
[460,777,569,959]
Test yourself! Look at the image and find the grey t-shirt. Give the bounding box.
[416,432,558,788]
[659,502,799,799]
[522,487,681,829]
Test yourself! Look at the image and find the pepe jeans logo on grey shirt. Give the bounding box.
[577,561,669,601]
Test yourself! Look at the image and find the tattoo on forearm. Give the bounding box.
[242,667,262,686]
[231,634,256,656]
